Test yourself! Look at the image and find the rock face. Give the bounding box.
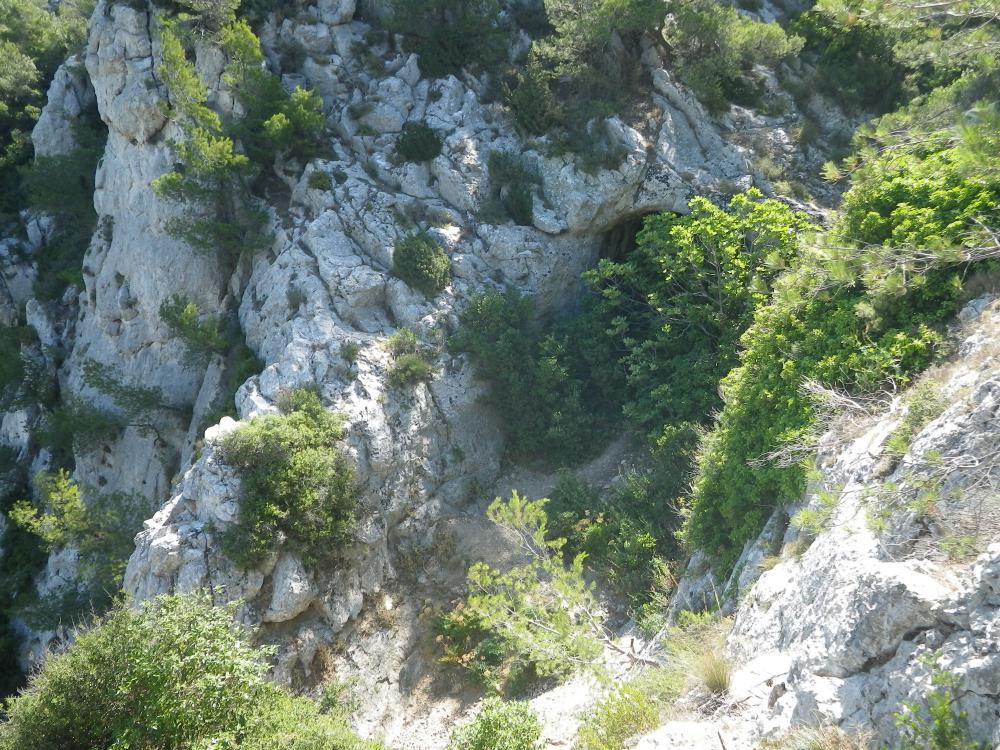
[2,0,761,740]
[675,297,1000,748]
[15,0,997,748]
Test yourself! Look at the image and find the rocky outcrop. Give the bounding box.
[664,297,1000,748]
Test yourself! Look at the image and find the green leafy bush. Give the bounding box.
[485,151,539,226]
[663,0,803,113]
[393,232,452,296]
[452,289,623,466]
[447,698,541,750]
[396,121,443,163]
[893,659,987,750]
[0,592,376,750]
[388,353,436,388]
[387,0,505,79]
[0,0,91,220]
[587,189,814,436]
[308,170,333,191]
[885,380,946,457]
[217,387,356,568]
[790,10,904,114]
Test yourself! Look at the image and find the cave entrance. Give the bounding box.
[600,213,655,263]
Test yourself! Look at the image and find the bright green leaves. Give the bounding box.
[588,189,815,435]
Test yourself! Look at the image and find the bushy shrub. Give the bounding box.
[388,353,435,387]
[885,380,945,457]
[575,686,659,750]
[485,151,539,226]
[387,0,505,79]
[0,592,376,750]
[448,698,541,750]
[547,471,673,615]
[393,232,452,296]
[308,170,333,191]
[439,493,604,693]
[894,659,987,750]
[0,0,91,220]
[663,0,803,113]
[452,290,624,466]
[587,190,814,436]
[790,10,904,114]
[396,121,443,163]
[217,388,356,568]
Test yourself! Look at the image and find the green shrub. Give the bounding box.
[388,352,435,387]
[893,659,987,750]
[448,698,541,750]
[452,290,624,466]
[790,10,904,114]
[440,493,605,692]
[387,0,505,79]
[663,0,803,113]
[160,294,229,364]
[396,121,443,163]
[885,380,946,457]
[575,686,659,750]
[0,592,376,750]
[308,170,333,191]
[547,471,673,615]
[486,151,539,226]
[503,61,563,136]
[588,190,814,436]
[393,232,452,296]
[0,0,91,220]
[217,388,356,568]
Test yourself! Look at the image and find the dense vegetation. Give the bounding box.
[453,0,1000,608]
[0,592,376,750]
[216,388,356,568]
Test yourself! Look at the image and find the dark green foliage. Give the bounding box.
[308,169,333,191]
[387,0,505,79]
[217,388,356,569]
[21,120,105,300]
[504,0,660,169]
[0,0,91,221]
[790,10,905,114]
[159,294,229,364]
[221,21,325,165]
[7,470,155,627]
[0,453,41,697]
[154,20,325,257]
[587,190,814,436]
[452,289,624,466]
[0,592,377,750]
[393,232,452,297]
[485,151,539,226]
[447,698,541,750]
[663,0,803,113]
[396,121,443,163]
[38,360,170,466]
